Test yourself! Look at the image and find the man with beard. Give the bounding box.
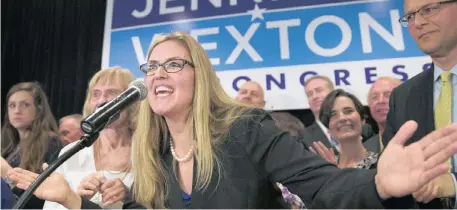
[364,77,401,153]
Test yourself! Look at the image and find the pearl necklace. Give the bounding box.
[170,140,195,162]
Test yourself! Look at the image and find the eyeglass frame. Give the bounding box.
[398,0,457,27]
[140,58,195,76]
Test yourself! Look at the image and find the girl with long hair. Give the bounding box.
[1,82,62,208]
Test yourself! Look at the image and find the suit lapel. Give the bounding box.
[309,122,331,148]
[407,67,435,144]
[189,162,220,209]
[308,122,341,155]
[162,150,220,209]
[162,152,187,209]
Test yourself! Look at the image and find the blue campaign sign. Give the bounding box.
[102,0,430,110]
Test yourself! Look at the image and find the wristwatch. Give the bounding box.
[2,176,14,186]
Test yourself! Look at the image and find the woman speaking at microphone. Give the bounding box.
[8,32,457,209]
[41,67,138,209]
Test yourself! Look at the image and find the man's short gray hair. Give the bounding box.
[59,114,83,127]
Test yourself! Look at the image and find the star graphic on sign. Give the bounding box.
[247,4,266,22]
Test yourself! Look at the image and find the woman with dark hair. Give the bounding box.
[312,89,378,169]
[1,81,62,208]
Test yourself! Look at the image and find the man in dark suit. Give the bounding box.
[303,76,373,154]
[382,0,457,207]
[303,76,339,152]
[364,77,401,153]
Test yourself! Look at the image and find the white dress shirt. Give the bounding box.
[315,120,331,140]
[316,120,340,152]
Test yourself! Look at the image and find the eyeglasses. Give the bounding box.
[140,59,194,76]
[399,0,457,27]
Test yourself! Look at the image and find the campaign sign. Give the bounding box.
[102,0,431,110]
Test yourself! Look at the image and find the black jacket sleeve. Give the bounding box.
[232,109,415,209]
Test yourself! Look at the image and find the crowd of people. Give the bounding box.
[2,0,457,209]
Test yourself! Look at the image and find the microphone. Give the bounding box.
[13,79,147,209]
[81,79,148,134]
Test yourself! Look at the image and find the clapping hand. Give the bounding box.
[376,121,457,199]
[309,141,337,165]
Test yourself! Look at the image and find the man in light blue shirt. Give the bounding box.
[382,0,457,208]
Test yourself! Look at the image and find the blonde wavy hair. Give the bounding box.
[82,66,138,133]
[132,32,250,208]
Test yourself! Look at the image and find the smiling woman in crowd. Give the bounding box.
[312,89,378,169]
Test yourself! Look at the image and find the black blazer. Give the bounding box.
[81,109,415,209]
[302,122,341,156]
[382,66,451,208]
[304,122,330,146]
[364,135,381,153]
[382,67,435,146]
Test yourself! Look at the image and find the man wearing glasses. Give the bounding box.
[382,0,457,208]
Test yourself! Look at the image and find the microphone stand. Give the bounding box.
[13,133,100,209]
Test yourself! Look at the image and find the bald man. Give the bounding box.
[236,81,266,108]
[59,114,84,145]
[363,77,401,153]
